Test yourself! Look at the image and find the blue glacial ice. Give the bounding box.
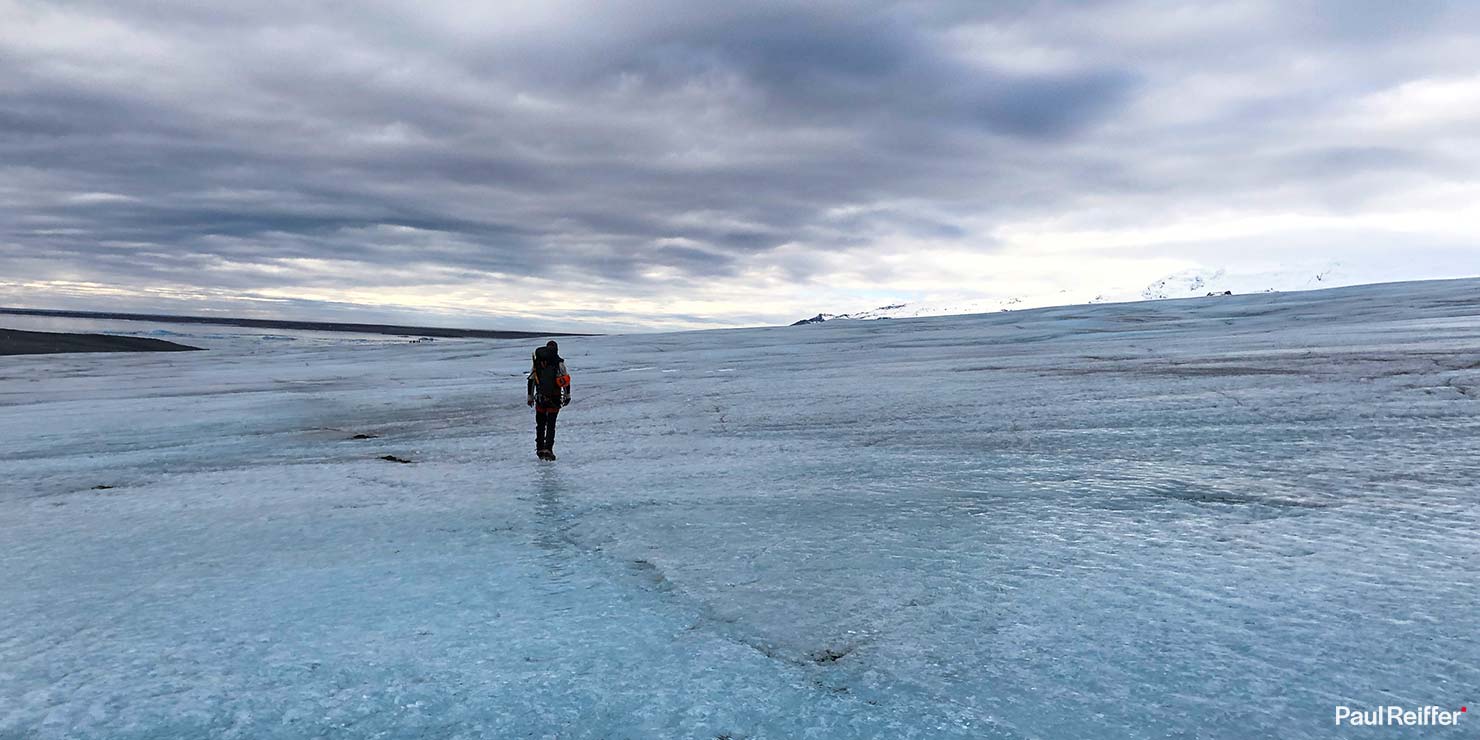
[2,279,1478,738]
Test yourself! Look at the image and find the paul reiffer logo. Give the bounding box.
[1335,705,1466,727]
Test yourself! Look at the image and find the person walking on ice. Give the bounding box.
[527,340,571,460]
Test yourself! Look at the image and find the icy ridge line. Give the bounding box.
[793,264,1353,325]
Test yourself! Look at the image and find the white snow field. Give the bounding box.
[3,278,1479,739]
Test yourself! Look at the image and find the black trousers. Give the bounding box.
[535,409,559,451]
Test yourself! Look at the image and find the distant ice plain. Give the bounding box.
[3,279,1478,739]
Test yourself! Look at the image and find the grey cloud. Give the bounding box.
[1,0,1477,327]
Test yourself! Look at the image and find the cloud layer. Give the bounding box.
[3,0,1479,330]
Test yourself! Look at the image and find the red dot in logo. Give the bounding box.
[1462,707,1468,713]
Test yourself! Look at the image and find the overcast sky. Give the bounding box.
[3,0,1479,331]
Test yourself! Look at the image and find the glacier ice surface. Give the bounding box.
[3,279,1479,738]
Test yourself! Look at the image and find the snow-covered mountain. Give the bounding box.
[793,263,1352,325]
[792,298,1039,325]
[1137,264,1345,300]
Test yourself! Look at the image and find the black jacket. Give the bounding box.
[527,347,570,411]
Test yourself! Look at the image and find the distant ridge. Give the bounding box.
[792,263,1358,325]
[0,308,592,340]
[1,328,202,355]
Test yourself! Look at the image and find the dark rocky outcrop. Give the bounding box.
[0,328,202,355]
